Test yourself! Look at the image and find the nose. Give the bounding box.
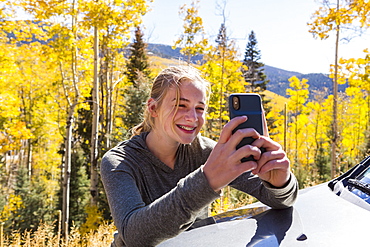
[185,108,197,122]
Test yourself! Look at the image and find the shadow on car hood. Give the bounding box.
[159,183,370,246]
[159,206,307,247]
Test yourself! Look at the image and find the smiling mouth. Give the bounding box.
[177,125,196,131]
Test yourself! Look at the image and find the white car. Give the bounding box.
[159,156,370,247]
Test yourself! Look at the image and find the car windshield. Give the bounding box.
[348,167,370,204]
[328,156,370,210]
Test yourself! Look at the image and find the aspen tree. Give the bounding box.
[308,0,370,178]
[173,0,208,64]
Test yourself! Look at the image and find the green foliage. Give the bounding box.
[69,149,90,228]
[315,146,331,181]
[200,23,245,139]
[242,30,273,130]
[1,0,370,239]
[120,25,152,137]
[1,167,57,235]
[121,82,151,137]
[243,31,269,93]
[75,97,110,223]
[125,26,152,86]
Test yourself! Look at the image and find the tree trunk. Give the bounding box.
[90,25,99,206]
[106,84,113,149]
[62,109,74,241]
[26,139,32,178]
[62,0,79,239]
[331,0,340,179]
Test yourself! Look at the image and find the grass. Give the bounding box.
[1,221,116,247]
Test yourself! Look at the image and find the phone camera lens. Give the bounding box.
[232,96,240,110]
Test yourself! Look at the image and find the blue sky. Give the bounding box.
[142,0,370,74]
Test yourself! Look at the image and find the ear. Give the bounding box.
[147,98,158,117]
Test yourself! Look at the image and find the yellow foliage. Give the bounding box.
[78,205,104,236]
[174,0,209,62]
[286,76,309,114]
[210,195,231,216]
[1,220,117,247]
[263,90,289,111]
[0,194,24,222]
[1,0,370,239]
[308,0,370,40]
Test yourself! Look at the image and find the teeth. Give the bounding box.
[178,125,195,131]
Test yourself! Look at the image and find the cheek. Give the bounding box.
[160,106,176,120]
[198,113,205,124]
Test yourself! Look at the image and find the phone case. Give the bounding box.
[229,93,264,161]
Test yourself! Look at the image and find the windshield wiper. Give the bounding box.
[348,178,370,195]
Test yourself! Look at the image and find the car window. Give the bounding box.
[356,167,370,183]
[328,156,370,210]
[348,167,370,204]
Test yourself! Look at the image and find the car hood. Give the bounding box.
[158,183,370,247]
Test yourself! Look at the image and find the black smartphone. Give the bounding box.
[228,93,265,161]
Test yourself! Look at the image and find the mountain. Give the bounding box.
[263,65,347,97]
[147,43,203,64]
[147,43,347,97]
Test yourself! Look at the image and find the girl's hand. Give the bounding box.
[251,136,291,188]
[203,116,262,192]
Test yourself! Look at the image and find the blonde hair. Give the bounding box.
[131,65,210,138]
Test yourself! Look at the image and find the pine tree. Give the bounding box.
[243,31,269,93]
[242,31,274,130]
[125,26,151,87]
[121,26,151,135]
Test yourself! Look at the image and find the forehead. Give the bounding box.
[172,79,206,100]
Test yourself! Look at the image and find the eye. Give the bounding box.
[196,107,205,112]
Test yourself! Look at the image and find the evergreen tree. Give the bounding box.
[121,26,151,137]
[3,166,56,234]
[242,31,274,130]
[200,21,245,140]
[125,26,151,87]
[215,23,227,51]
[75,95,112,222]
[69,144,90,228]
[243,31,269,93]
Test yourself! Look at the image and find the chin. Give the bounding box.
[180,138,195,145]
[179,135,198,145]
[175,128,200,145]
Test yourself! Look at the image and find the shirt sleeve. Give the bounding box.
[229,172,298,209]
[101,154,220,247]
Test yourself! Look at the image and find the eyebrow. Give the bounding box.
[172,97,206,105]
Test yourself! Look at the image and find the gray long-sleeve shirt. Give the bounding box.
[101,132,298,247]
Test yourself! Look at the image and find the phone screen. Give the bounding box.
[229,93,264,161]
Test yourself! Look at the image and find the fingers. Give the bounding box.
[204,116,279,192]
[218,116,248,144]
[250,136,291,187]
[234,144,261,162]
[252,136,281,151]
[203,116,264,192]
[234,161,258,177]
[203,152,259,192]
[219,116,261,155]
[261,108,270,137]
[252,149,289,175]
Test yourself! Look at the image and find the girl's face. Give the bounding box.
[151,79,207,145]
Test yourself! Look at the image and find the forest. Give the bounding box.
[1,0,370,246]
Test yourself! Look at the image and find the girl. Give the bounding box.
[101,65,298,247]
